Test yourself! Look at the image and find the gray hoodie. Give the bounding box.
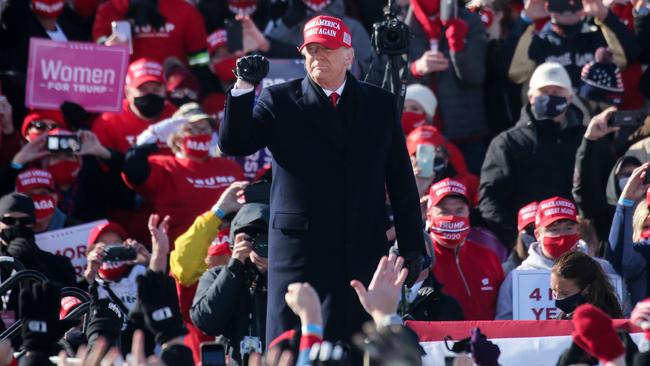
[495,242,626,319]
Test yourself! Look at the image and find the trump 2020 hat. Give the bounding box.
[535,196,577,228]
[15,169,55,194]
[207,29,228,55]
[299,15,352,51]
[427,178,468,207]
[126,59,164,88]
[517,201,539,231]
[87,222,128,245]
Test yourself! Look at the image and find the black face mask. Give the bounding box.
[555,291,585,314]
[555,22,582,37]
[133,94,165,118]
[0,224,35,244]
[532,95,569,121]
[169,96,195,108]
[520,231,536,251]
[433,157,448,175]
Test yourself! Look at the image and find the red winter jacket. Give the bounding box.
[432,238,505,320]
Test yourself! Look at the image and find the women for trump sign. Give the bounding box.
[26,38,129,112]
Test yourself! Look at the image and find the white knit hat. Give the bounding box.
[405,84,438,119]
[529,62,573,93]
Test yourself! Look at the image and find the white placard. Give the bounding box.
[512,269,623,320]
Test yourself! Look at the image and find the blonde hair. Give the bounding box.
[633,202,650,242]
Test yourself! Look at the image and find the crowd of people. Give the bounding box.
[0,0,650,364]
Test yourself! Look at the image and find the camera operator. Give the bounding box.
[190,202,269,364]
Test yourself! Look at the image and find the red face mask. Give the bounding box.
[641,228,650,239]
[73,0,100,17]
[98,260,129,281]
[429,215,470,248]
[227,0,259,15]
[31,0,65,19]
[181,134,212,159]
[417,0,440,16]
[303,0,331,11]
[542,233,580,259]
[31,194,57,220]
[48,159,81,187]
[401,111,428,134]
[212,56,238,84]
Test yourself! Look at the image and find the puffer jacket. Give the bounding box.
[405,7,488,141]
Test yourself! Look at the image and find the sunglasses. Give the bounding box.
[0,216,34,226]
[28,120,60,131]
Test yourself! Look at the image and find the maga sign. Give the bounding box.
[512,269,623,320]
[26,38,128,112]
[36,220,107,280]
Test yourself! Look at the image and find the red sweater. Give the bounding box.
[92,101,177,154]
[432,239,505,320]
[123,155,245,244]
[92,0,207,64]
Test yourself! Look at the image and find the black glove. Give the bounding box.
[281,0,307,28]
[85,283,124,349]
[134,270,187,345]
[234,55,269,85]
[20,281,77,354]
[470,328,500,366]
[402,252,425,288]
[127,0,165,29]
[6,238,38,261]
[60,101,90,130]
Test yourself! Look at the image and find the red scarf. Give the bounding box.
[410,0,443,41]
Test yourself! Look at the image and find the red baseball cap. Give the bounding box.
[21,109,66,137]
[208,228,233,256]
[15,169,55,193]
[59,296,82,319]
[88,222,128,245]
[299,15,352,51]
[428,178,468,207]
[207,29,228,55]
[517,201,539,231]
[126,58,164,88]
[535,196,577,228]
[406,126,446,155]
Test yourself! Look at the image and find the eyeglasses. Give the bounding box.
[0,216,34,226]
[28,120,60,131]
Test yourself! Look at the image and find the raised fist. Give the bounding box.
[234,55,270,85]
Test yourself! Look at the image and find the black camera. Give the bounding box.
[371,6,411,56]
[250,232,268,258]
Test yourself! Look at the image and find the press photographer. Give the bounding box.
[190,201,270,364]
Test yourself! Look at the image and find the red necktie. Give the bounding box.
[329,92,340,107]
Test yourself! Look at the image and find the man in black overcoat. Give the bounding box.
[219,14,425,343]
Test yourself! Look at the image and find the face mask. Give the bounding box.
[555,291,585,314]
[133,94,165,119]
[31,0,64,19]
[31,194,56,220]
[401,112,427,133]
[48,159,81,187]
[98,260,129,281]
[554,22,582,37]
[211,56,238,84]
[532,95,569,121]
[73,0,100,17]
[302,0,331,11]
[520,231,536,251]
[433,157,448,175]
[641,228,650,239]
[429,216,470,248]
[420,0,440,15]
[227,0,258,15]
[181,134,212,159]
[542,233,580,259]
[618,176,630,191]
[0,225,35,244]
[169,96,195,108]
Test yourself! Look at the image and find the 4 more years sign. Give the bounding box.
[26,38,128,112]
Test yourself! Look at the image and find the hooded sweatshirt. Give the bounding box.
[495,241,625,319]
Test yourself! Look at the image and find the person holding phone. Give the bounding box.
[221,14,425,344]
[406,0,489,174]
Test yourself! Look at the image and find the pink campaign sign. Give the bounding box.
[26,38,129,113]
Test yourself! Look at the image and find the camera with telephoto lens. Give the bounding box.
[371,1,411,56]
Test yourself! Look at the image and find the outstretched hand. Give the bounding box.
[350,253,408,324]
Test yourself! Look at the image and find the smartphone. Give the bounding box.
[547,0,582,13]
[244,181,271,204]
[416,144,436,178]
[102,245,137,262]
[111,20,133,54]
[201,342,226,366]
[440,0,457,22]
[608,110,647,128]
[225,19,243,54]
[46,134,81,153]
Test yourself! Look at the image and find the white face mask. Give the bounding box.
[618,176,630,191]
